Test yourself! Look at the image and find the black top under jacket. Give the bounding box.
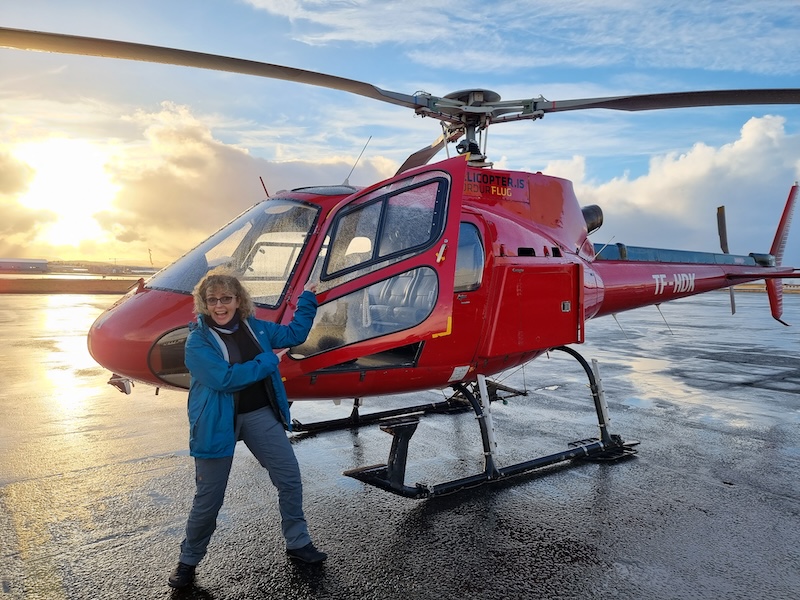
[213,319,279,415]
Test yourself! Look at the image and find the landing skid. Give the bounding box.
[344,346,639,498]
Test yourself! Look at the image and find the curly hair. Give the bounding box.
[192,266,256,318]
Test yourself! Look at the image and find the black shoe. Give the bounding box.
[168,562,196,589]
[286,542,327,564]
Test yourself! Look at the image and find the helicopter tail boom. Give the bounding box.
[590,183,798,319]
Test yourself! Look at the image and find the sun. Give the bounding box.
[13,138,120,247]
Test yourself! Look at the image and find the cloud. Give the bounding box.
[0,205,59,257]
[0,150,34,195]
[3,98,799,271]
[0,97,398,263]
[245,0,800,76]
[91,102,397,264]
[0,201,57,240]
[0,151,58,255]
[102,107,798,269]
[554,116,800,264]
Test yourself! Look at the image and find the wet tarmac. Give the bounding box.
[1,293,798,599]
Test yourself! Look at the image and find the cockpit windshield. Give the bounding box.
[147,198,319,307]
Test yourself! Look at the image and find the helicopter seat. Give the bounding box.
[368,271,417,333]
[367,268,438,334]
[393,268,437,325]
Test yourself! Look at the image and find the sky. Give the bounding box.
[2,0,800,269]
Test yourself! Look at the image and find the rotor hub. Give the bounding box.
[443,89,502,105]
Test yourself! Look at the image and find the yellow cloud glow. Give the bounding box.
[12,138,120,247]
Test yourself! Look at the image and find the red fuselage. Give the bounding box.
[87,158,796,399]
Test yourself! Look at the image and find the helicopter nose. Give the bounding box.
[87,291,153,383]
[87,286,195,386]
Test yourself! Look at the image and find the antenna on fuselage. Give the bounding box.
[343,136,372,186]
[611,313,629,339]
[655,303,674,335]
[259,176,270,198]
[593,236,616,260]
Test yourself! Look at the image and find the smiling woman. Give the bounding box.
[12,138,120,247]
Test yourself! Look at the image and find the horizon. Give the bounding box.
[0,257,163,268]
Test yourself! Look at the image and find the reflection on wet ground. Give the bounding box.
[0,293,798,599]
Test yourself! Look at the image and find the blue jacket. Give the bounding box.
[184,291,318,458]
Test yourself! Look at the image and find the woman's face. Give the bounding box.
[204,286,241,326]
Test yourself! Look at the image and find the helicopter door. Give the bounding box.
[481,262,584,358]
[284,156,467,373]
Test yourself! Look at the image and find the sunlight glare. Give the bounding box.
[42,295,106,412]
[13,138,120,247]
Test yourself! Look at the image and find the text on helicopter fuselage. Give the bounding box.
[652,273,696,295]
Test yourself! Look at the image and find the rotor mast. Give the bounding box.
[438,89,501,166]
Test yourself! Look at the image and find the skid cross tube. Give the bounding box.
[292,395,471,434]
[292,378,523,435]
[344,346,638,498]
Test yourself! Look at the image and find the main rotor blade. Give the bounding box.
[6,28,798,130]
[536,89,800,114]
[0,27,420,110]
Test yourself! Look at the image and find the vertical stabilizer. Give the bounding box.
[766,183,798,325]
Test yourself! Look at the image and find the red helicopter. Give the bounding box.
[3,27,799,498]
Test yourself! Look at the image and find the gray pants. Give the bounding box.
[178,407,311,566]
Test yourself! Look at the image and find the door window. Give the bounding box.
[319,175,448,291]
[292,266,438,357]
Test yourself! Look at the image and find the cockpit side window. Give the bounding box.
[454,223,484,292]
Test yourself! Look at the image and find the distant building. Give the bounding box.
[0,258,48,273]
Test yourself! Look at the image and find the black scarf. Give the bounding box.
[210,310,241,334]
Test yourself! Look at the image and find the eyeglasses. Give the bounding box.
[206,295,236,306]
